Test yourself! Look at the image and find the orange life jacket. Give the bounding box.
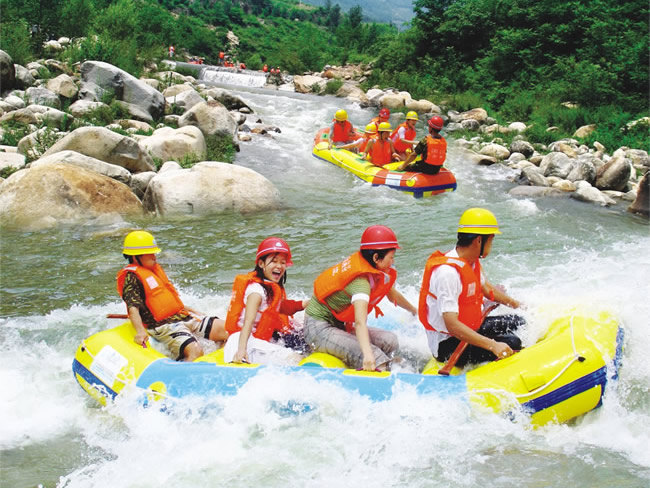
[358,133,377,153]
[116,263,185,324]
[224,271,290,341]
[313,251,397,332]
[418,251,484,332]
[424,135,447,167]
[331,120,354,143]
[391,123,417,153]
[219,51,225,59]
[263,64,268,72]
[369,138,393,166]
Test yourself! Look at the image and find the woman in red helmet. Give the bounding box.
[397,115,447,174]
[303,226,417,371]
[224,237,309,364]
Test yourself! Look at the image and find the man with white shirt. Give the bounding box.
[418,208,525,367]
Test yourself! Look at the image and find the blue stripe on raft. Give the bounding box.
[521,325,624,415]
[521,366,607,414]
[72,358,118,400]
[136,361,469,402]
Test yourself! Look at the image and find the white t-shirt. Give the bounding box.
[236,282,269,331]
[425,249,486,356]
[391,125,407,144]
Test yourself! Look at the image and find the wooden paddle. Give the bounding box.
[438,303,499,376]
[106,313,128,319]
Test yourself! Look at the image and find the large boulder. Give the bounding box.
[293,75,326,94]
[509,140,535,158]
[14,64,35,89]
[68,100,108,117]
[379,93,407,110]
[46,74,78,99]
[595,155,633,191]
[142,161,281,216]
[140,126,207,162]
[406,99,440,114]
[25,87,61,108]
[31,150,132,184]
[42,126,155,173]
[0,163,143,230]
[627,171,649,218]
[0,50,15,93]
[179,100,238,138]
[80,61,165,120]
[539,152,574,179]
[165,88,204,113]
[203,88,252,112]
[458,108,489,123]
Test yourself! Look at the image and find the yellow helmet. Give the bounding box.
[122,230,162,255]
[377,122,392,132]
[457,208,502,234]
[334,109,348,121]
[406,111,418,120]
[364,123,377,134]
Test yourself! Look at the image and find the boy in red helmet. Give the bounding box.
[397,115,447,174]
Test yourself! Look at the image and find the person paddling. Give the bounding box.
[117,231,228,361]
[303,226,417,371]
[224,237,308,364]
[397,116,447,174]
[417,208,525,368]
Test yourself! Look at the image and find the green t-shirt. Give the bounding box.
[305,276,371,327]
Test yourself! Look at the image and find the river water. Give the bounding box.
[1,80,649,487]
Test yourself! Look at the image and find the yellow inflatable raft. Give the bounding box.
[312,128,457,198]
[73,311,622,426]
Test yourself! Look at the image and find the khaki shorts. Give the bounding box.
[148,316,217,360]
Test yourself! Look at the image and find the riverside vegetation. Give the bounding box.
[0,0,648,224]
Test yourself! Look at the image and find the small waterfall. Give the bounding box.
[199,66,269,87]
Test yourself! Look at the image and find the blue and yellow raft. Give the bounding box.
[312,128,457,198]
[73,311,623,426]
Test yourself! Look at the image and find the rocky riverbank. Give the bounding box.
[1,48,648,231]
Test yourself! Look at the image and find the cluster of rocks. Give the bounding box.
[291,65,649,217]
[0,51,285,230]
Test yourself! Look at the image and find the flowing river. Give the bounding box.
[1,79,649,487]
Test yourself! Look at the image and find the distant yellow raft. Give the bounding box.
[312,128,456,198]
[73,311,622,426]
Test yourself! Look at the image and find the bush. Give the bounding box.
[324,78,343,95]
[206,134,237,163]
[0,20,32,65]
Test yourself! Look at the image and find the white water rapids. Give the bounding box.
[1,80,649,488]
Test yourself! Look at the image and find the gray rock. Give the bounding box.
[539,152,574,179]
[25,86,61,108]
[42,126,155,173]
[31,150,132,184]
[14,64,35,89]
[509,140,534,158]
[81,61,165,120]
[179,100,238,139]
[595,156,632,191]
[566,157,596,184]
[518,166,549,187]
[0,50,15,93]
[508,186,564,198]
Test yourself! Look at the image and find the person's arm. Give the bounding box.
[232,292,262,363]
[279,298,307,315]
[361,139,375,160]
[352,298,376,371]
[386,286,417,316]
[128,306,149,347]
[443,312,513,358]
[483,282,521,309]
[396,140,422,170]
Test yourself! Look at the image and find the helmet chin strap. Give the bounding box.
[479,236,487,258]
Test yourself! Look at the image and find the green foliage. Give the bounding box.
[0,19,33,65]
[206,134,237,164]
[324,78,343,95]
[0,166,20,179]
[0,121,31,146]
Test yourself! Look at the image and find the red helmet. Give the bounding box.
[360,225,400,250]
[428,116,444,130]
[256,237,293,266]
[379,108,390,119]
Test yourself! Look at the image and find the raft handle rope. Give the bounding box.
[79,339,171,401]
[512,314,585,399]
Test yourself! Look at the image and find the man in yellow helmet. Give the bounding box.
[417,208,525,367]
[117,231,228,361]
